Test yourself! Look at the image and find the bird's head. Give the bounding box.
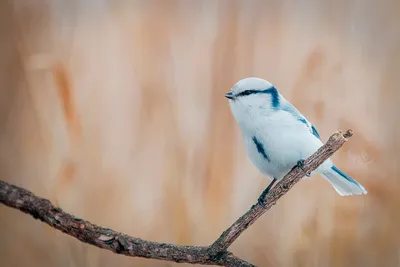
[225,77,281,123]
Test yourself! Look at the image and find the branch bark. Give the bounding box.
[0,129,353,266]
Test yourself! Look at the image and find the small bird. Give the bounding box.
[225,77,367,205]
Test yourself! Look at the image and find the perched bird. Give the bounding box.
[225,77,367,206]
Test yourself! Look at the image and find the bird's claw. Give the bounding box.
[297,159,311,177]
[257,178,277,208]
[258,196,266,208]
[258,189,269,208]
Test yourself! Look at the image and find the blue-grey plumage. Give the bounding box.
[226,77,367,196]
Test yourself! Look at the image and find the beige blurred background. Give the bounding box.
[0,0,399,266]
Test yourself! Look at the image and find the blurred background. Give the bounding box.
[0,0,399,266]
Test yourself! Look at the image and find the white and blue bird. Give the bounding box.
[225,77,367,205]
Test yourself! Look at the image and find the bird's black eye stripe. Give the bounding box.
[235,89,259,98]
[233,86,280,108]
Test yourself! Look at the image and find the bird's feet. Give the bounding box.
[257,195,265,209]
[257,178,277,208]
[297,159,311,177]
[258,191,268,208]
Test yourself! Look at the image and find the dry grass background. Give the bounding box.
[0,0,399,266]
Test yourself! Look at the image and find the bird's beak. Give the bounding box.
[225,91,234,100]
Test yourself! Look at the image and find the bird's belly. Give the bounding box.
[244,127,323,180]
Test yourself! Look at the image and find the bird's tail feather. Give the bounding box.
[320,166,367,196]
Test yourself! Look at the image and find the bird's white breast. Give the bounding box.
[238,110,324,180]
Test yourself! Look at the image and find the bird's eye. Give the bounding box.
[237,90,256,98]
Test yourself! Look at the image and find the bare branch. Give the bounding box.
[0,129,353,266]
[0,179,254,266]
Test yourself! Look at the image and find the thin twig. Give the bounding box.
[0,129,353,266]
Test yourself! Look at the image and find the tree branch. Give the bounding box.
[0,129,353,266]
[0,180,254,267]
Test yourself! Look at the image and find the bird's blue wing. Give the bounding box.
[310,124,320,139]
[281,104,321,140]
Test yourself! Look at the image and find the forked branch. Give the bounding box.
[0,130,353,266]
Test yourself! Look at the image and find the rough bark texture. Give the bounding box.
[0,130,353,266]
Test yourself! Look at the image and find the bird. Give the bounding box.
[225,77,367,206]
